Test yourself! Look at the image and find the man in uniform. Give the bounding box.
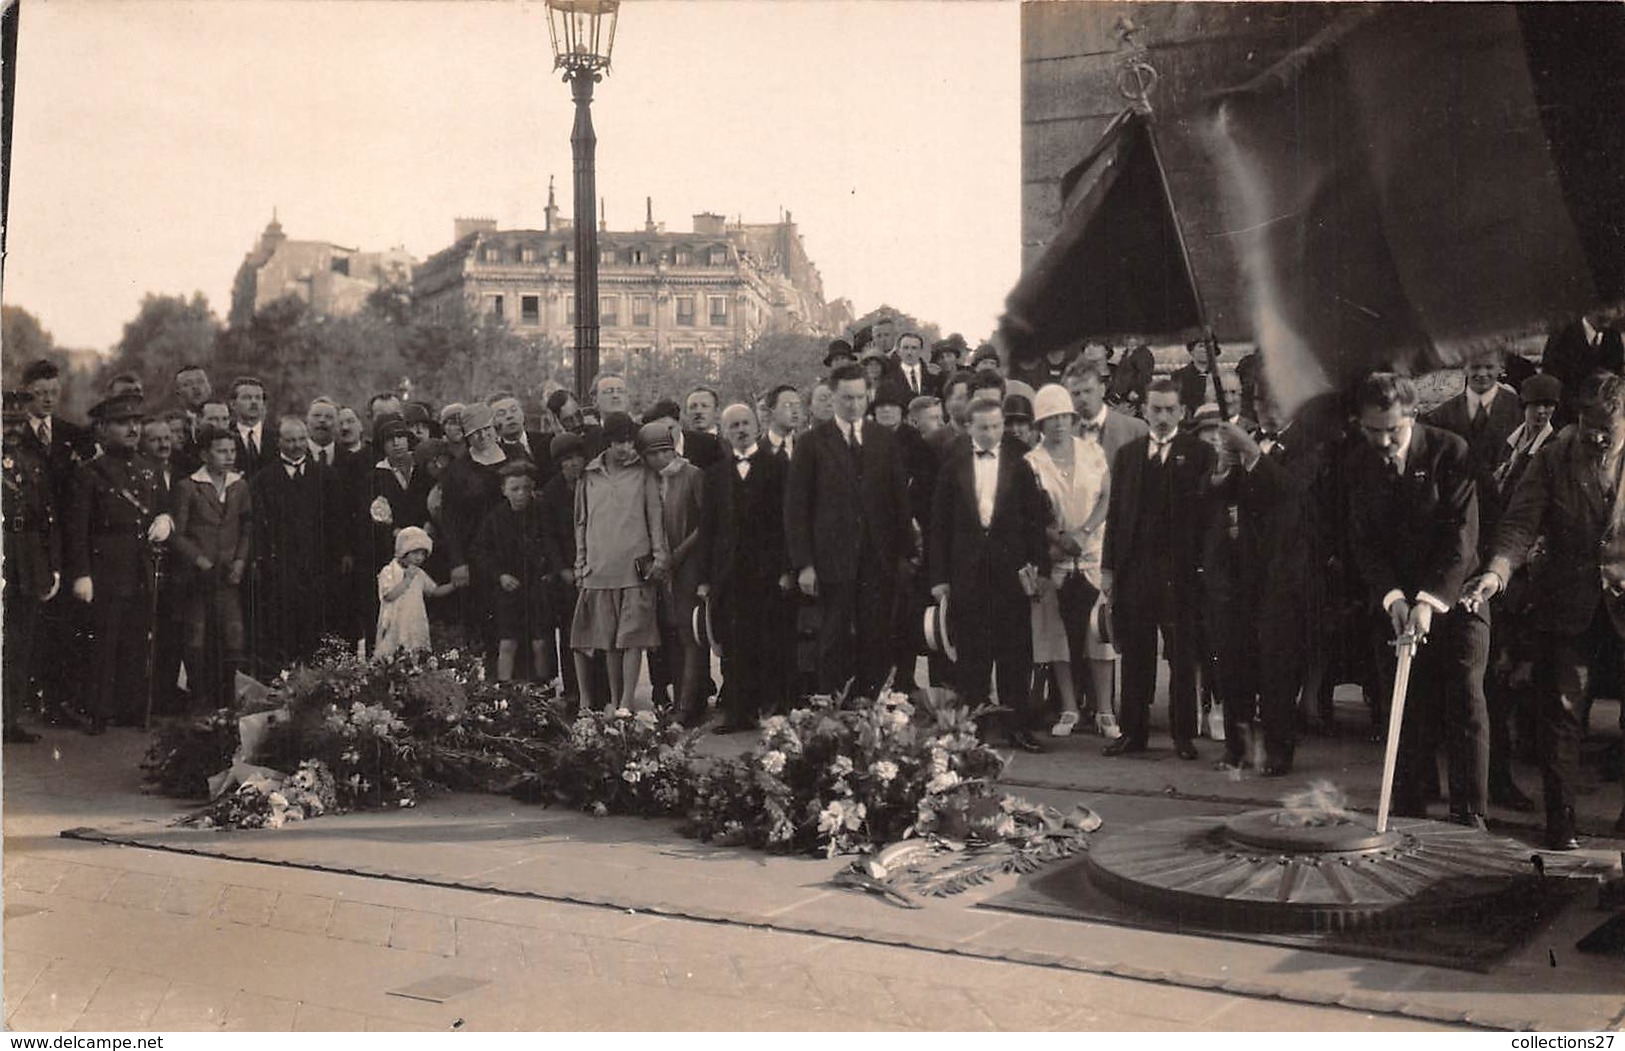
[66,393,175,733]
[2,391,57,743]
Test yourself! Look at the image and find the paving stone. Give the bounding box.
[221,990,298,1032]
[216,885,279,927]
[292,1002,371,1031]
[654,948,743,998]
[327,900,396,946]
[3,949,53,1007]
[806,967,911,1026]
[587,937,669,987]
[388,909,456,956]
[102,872,171,912]
[7,958,110,1031]
[74,969,172,1030]
[145,982,232,1030]
[729,958,830,1011]
[886,975,1004,1030]
[452,917,527,970]
[6,858,72,895]
[268,892,335,936]
[967,989,1087,1031]
[158,878,224,918]
[518,928,594,978]
[51,864,122,903]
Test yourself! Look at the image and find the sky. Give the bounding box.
[2,0,1021,353]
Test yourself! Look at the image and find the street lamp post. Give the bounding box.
[545,0,619,403]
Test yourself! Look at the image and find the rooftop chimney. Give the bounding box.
[544,177,559,232]
[646,196,657,233]
[692,212,726,236]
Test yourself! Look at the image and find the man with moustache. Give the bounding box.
[170,364,213,474]
[1464,373,1625,847]
[786,364,913,697]
[139,415,188,715]
[229,376,274,476]
[2,391,56,742]
[65,393,175,733]
[1101,377,1211,761]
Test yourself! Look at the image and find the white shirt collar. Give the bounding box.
[1584,316,1601,345]
[1466,385,1502,413]
[736,443,759,460]
[1087,406,1110,430]
[190,466,243,487]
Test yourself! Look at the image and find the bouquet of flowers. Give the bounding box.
[141,710,242,798]
[540,708,700,816]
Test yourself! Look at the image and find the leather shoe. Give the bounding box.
[1449,810,1489,832]
[1545,808,1579,851]
[1489,782,1537,812]
[1175,740,1199,761]
[1006,730,1046,754]
[1102,737,1146,757]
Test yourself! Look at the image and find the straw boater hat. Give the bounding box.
[922,591,957,663]
[691,593,723,658]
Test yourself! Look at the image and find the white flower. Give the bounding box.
[634,710,657,727]
[495,699,509,712]
[760,750,787,775]
[926,769,961,794]
[622,765,643,783]
[870,760,899,784]
[591,801,609,816]
[445,649,460,661]
[761,715,788,736]
[887,709,910,730]
[829,755,854,776]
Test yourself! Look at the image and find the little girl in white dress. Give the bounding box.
[376,526,457,657]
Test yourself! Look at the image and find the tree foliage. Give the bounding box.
[848,303,944,347]
[101,292,222,394]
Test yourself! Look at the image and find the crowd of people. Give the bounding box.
[4,304,1624,851]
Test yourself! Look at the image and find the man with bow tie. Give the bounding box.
[929,400,1050,751]
[1347,372,1488,829]
[696,404,793,730]
[1064,360,1147,464]
[1101,378,1212,761]
[786,364,913,698]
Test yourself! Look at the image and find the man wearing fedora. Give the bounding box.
[697,404,792,730]
[3,390,57,743]
[65,393,175,733]
[930,400,1050,752]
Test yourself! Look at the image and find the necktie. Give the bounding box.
[735,454,751,480]
[1149,437,1171,463]
[39,417,51,447]
[909,366,919,393]
[1080,422,1102,440]
[975,449,995,459]
[317,447,329,467]
[247,430,259,460]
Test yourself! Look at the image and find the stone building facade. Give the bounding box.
[230,213,417,328]
[411,188,843,360]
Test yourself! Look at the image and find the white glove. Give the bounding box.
[146,514,174,543]
[43,572,60,602]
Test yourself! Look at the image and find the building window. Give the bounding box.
[674,248,693,266]
[521,295,540,325]
[484,247,503,263]
[565,295,574,320]
[672,345,695,356]
[600,248,616,266]
[631,248,647,264]
[486,294,505,320]
[676,296,696,326]
[708,296,729,326]
[600,295,619,326]
[521,247,536,264]
[632,296,651,326]
[563,247,574,263]
[709,247,728,266]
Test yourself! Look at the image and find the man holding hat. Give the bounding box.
[698,404,793,729]
[65,392,175,733]
[3,390,57,742]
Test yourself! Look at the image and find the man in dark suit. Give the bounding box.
[930,400,1050,751]
[1171,339,1222,417]
[887,331,941,400]
[1101,378,1212,760]
[785,363,914,698]
[1465,373,1625,848]
[229,376,275,476]
[1542,307,1625,426]
[1426,350,1523,535]
[251,416,351,671]
[65,394,175,733]
[138,414,189,715]
[696,404,792,730]
[169,364,213,476]
[1346,372,1488,828]
[489,391,554,480]
[3,391,57,742]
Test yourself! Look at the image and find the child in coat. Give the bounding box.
[376,526,457,658]
[471,461,553,682]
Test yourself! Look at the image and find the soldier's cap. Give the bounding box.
[635,421,675,454]
[89,392,145,422]
[2,389,35,420]
[374,413,411,445]
[1520,373,1562,406]
[1191,402,1225,428]
[549,432,586,462]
